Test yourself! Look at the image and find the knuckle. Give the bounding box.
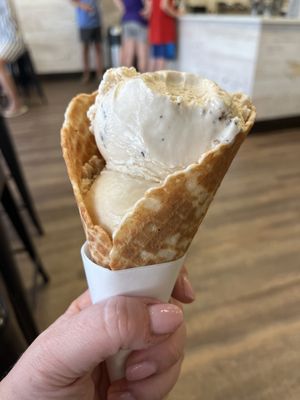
[67,299,80,314]
[103,297,137,348]
[182,322,187,339]
[168,340,183,364]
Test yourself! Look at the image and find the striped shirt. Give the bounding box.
[0,0,25,62]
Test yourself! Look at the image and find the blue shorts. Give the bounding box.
[151,43,176,60]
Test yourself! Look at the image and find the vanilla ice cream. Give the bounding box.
[85,170,159,234]
[86,67,250,236]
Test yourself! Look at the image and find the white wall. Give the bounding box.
[13,0,120,73]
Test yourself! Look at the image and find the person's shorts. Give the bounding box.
[151,43,176,60]
[79,27,102,43]
[122,22,148,43]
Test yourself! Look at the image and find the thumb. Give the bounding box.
[33,296,183,377]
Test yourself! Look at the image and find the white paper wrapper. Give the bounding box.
[81,242,185,381]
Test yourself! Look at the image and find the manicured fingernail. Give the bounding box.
[182,274,196,301]
[149,303,183,335]
[108,392,135,400]
[126,361,157,381]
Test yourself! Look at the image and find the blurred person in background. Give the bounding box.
[0,0,28,118]
[71,0,103,83]
[113,0,148,72]
[147,0,184,71]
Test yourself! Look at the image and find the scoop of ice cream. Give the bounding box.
[88,67,247,182]
[86,67,250,235]
[85,170,158,234]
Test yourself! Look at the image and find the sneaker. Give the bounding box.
[81,73,90,84]
[3,105,28,118]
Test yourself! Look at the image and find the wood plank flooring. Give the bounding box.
[6,78,300,399]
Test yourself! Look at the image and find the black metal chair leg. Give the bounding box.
[2,184,49,285]
[0,116,44,235]
[0,215,39,345]
[24,52,47,104]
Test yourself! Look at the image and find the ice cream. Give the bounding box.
[61,67,255,381]
[85,170,160,235]
[61,67,255,269]
[86,67,251,236]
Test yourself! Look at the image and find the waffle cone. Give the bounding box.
[61,91,255,270]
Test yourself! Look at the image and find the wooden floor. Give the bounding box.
[6,78,300,400]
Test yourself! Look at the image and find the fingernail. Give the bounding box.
[108,392,136,400]
[149,303,183,335]
[182,274,196,301]
[126,361,157,381]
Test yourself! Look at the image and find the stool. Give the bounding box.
[0,172,39,345]
[0,164,49,298]
[0,283,28,378]
[8,49,47,104]
[0,115,44,235]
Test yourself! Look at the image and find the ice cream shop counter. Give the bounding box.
[177,15,300,121]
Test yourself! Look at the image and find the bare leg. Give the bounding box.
[94,42,103,79]
[121,38,136,68]
[0,59,21,112]
[136,41,148,73]
[149,58,165,71]
[82,43,90,82]
[155,58,166,71]
[149,58,156,72]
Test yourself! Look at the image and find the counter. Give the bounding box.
[13,0,119,74]
[177,15,300,120]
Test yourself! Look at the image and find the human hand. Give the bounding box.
[140,0,151,19]
[80,3,94,13]
[140,7,150,19]
[113,0,125,14]
[177,6,186,17]
[0,267,194,400]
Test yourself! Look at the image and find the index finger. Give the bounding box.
[65,290,92,315]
